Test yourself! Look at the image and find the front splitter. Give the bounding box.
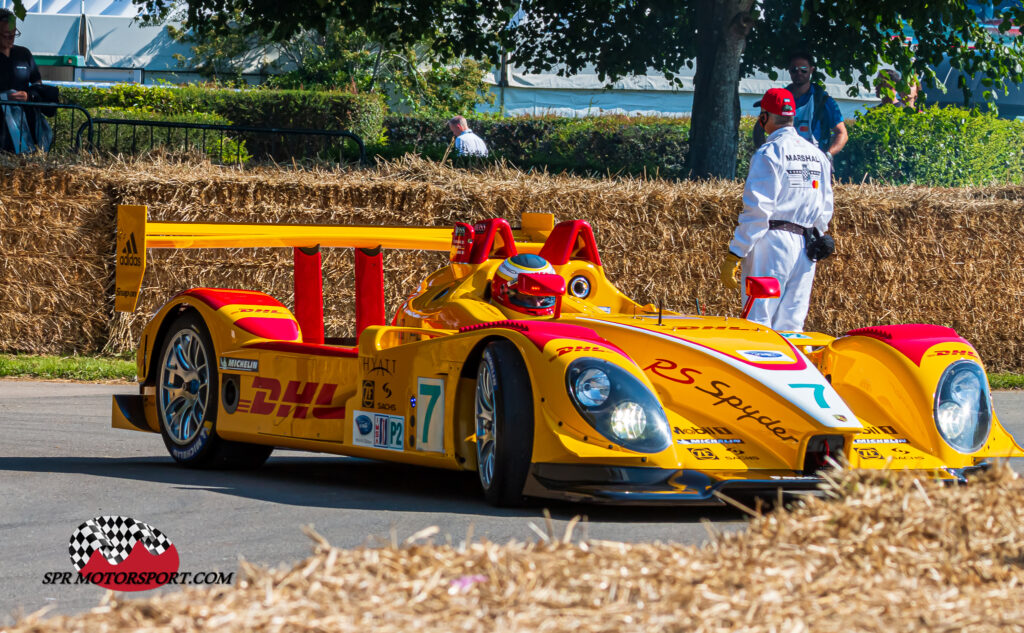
[524,463,825,506]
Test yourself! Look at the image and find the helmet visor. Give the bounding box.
[508,288,556,310]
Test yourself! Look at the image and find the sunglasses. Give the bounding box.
[789,65,810,73]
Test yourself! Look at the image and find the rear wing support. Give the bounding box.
[356,247,386,335]
[293,246,325,344]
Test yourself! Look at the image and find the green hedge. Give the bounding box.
[61,84,386,144]
[381,107,1024,186]
[52,85,1024,185]
[835,105,1024,186]
[379,114,757,178]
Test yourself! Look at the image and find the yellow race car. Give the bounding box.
[111,205,1023,506]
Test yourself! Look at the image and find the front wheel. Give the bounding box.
[156,311,272,469]
[474,340,534,506]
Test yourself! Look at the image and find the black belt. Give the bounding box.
[768,220,807,236]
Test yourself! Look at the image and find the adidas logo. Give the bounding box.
[118,233,142,266]
[121,233,138,255]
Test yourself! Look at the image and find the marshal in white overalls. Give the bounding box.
[728,126,834,331]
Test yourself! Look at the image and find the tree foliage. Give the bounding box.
[12,0,1022,177]
[162,9,493,115]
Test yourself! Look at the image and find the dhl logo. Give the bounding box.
[236,377,345,419]
[228,307,286,315]
[550,345,607,360]
[929,349,977,358]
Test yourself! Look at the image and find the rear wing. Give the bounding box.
[114,204,454,313]
[114,205,599,342]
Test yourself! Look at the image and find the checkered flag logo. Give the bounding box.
[68,516,173,572]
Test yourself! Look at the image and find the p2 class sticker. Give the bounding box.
[416,377,445,453]
[353,410,404,451]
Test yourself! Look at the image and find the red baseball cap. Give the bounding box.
[754,88,796,116]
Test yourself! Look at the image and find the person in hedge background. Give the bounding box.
[448,115,488,157]
[875,69,919,109]
[753,51,847,162]
[721,87,834,332]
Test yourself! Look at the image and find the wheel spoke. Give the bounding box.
[173,337,193,372]
[475,360,500,490]
[192,397,205,420]
[178,407,194,441]
[481,443,495,485]
[159,326,212,448]
[166,398,188,439]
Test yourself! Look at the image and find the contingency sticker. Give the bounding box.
[737,350,791,363]
[219,357,258,372]
[416,378,445,453]
[353,410,404,451]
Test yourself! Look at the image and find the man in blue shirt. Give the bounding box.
[448,115,488,157]
[753,51,848,161]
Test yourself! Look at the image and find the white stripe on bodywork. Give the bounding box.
[581,318,862,430]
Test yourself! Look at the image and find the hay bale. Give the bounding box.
[0,154,1022,371]
[8,465,1023,633]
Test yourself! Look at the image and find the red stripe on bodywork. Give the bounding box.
[179,288,285,311]
[846,324,969,366]
[234,317,300,341]
[246,341,358,358]
[459,320,628,357]
[601,320,807,371]
[177,289,300,341]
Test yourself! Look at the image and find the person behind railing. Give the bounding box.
[0,9,57,153]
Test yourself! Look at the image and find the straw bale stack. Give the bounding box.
[0,162,111,355]
[7,464,1023,633]
[0,154,1021,370]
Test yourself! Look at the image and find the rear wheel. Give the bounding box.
[474,340,534,506]
[157,312,272,469]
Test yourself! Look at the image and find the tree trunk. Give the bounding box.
[686,1,755,180]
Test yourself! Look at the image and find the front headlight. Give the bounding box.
[933,360,991,453]
[575,367,611,407]
[566,359,670,453]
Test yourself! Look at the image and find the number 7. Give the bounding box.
[420,383,441,442]
[789,383,829,408]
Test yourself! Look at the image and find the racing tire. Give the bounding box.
[474,340,535,506]
[156,312,273,470]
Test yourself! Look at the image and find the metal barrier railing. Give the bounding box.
[74,118,366,165]
[0,100,92,153]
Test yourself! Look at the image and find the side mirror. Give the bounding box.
[741,276,781,319]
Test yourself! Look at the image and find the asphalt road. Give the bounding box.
[2,380,1022,625]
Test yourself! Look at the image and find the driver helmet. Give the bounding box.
[491,253,558,316]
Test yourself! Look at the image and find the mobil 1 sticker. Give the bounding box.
[353,410,404,451]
